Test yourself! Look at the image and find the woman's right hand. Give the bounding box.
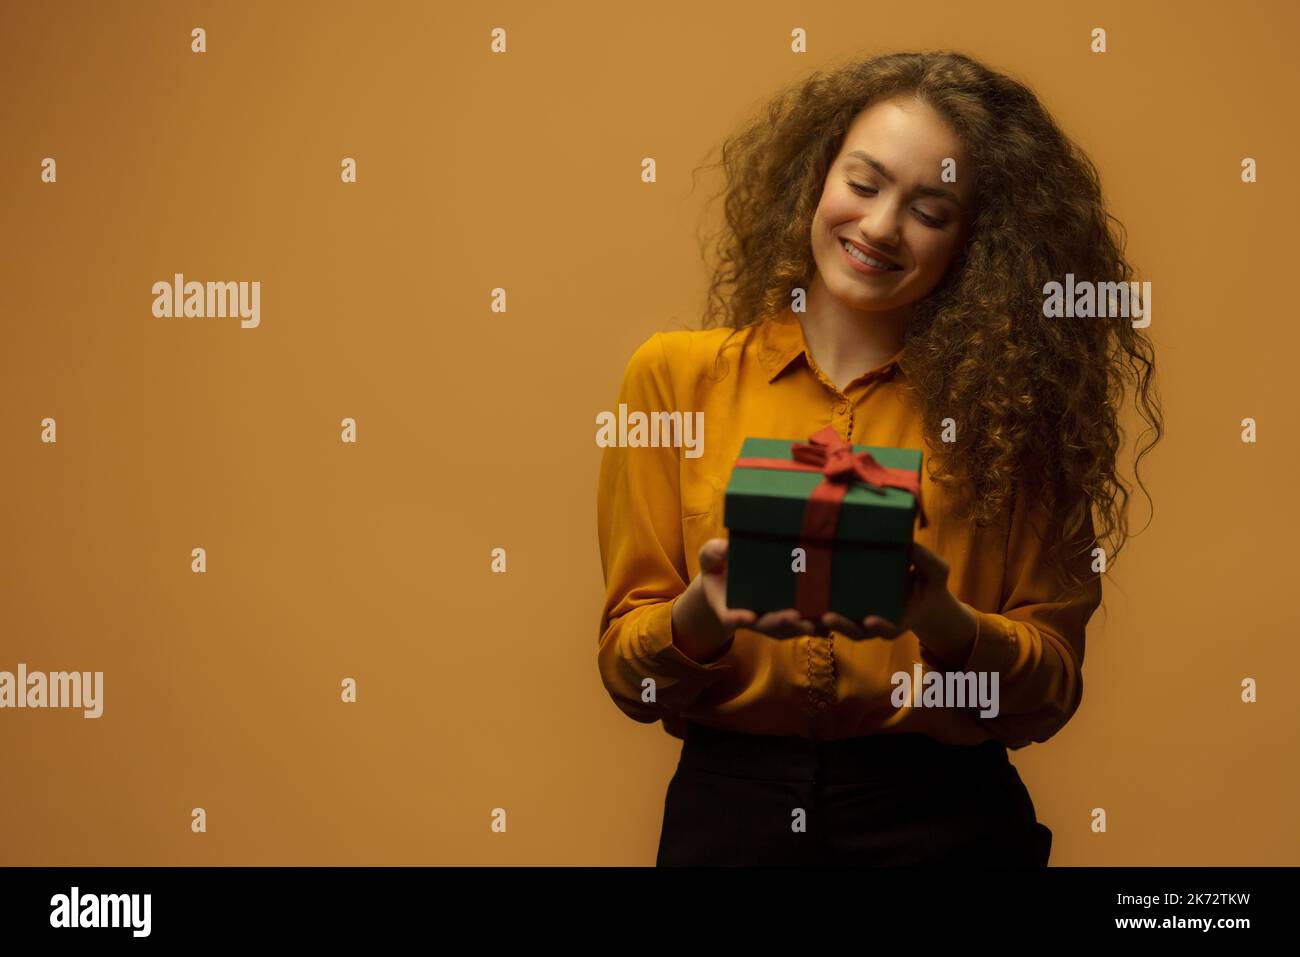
[695,537,820,639]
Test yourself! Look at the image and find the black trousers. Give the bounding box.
[656,720,1053,867]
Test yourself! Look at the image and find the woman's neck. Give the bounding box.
[798,280,910,392]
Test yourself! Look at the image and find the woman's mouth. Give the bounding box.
[840,238,903,274]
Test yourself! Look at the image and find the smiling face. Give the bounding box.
[811,95,975,318]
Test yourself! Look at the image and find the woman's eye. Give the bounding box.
[847,181,946,229]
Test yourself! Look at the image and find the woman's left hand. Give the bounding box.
[820,540,952,640]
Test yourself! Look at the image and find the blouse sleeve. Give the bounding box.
[595,333,731,724]
[954,481,1103,749]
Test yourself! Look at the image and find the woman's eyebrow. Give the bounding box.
[846,149,963,207]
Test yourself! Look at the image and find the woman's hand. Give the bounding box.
[819,540,953,640]
[695,537,820,639]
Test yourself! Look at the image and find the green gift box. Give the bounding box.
[723,425,926,625]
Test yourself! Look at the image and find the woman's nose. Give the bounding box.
[858,206,902,249]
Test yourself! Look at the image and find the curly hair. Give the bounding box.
[689,49,1164,601]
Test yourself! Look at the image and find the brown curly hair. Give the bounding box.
[689,49,1163,601]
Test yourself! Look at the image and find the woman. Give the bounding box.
[595,50,1162,866]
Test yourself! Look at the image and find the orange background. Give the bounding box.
[1,0,1297,865]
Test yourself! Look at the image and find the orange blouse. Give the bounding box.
[595,307,1102,749]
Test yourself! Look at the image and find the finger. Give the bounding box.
[791,612,819,637]
[821,612,866,640]
[784,610,817,635]
[718,607,757,629]
[860,615,900,639]
[769,610,814,636]
[756,609,815,637]
[698,539,726,571]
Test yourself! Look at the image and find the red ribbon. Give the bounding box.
[732,425,927,620]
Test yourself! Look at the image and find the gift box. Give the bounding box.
[723,425,927,626]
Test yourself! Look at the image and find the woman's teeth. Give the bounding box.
[841,239,900,270]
